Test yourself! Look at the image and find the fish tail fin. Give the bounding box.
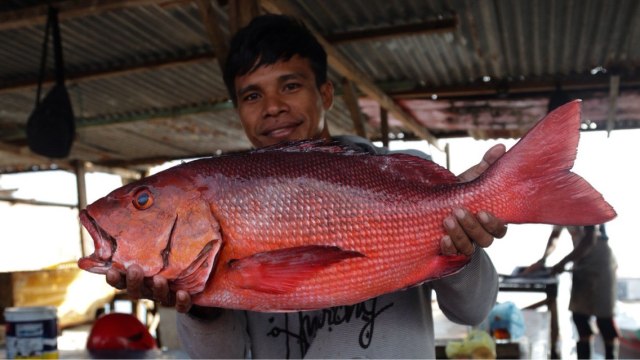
[482,100,616,225]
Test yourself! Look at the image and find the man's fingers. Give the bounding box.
[126,265,144,300]
[440,235,458,256]
[457,144,506,182]
[456,208,494,249]
[106,268,125,289]
[443,209,477,256]
[175,290,192,313]
[483,144,507,165]
[152,276,175,306]
[478,211,508,239]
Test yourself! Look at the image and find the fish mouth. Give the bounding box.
[77,209,117,274]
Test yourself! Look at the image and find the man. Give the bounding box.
[107,14,507,358]
[526,225,619,359]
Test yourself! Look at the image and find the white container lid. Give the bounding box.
[4,306,57,322]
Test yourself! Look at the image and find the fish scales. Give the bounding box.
[78,100,616,311]
[203,155,445,310]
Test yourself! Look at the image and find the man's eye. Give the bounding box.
[243,93,259,102]
[284,83,301,91]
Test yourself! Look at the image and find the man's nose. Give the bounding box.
[262,94,288,117]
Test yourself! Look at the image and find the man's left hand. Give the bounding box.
[440,144,508,256]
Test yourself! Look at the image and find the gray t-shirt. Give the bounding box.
[176,136,499,358]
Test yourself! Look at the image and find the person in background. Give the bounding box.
[107,14,508,358]
[527,224,619,359]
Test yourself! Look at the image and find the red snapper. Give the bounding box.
[78,100,615,311]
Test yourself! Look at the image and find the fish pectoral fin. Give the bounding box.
[227,245,365,294]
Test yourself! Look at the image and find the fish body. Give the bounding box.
[78,100,616,311]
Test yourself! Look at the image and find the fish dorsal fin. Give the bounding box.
[256,140,459,185]
[226,245,365,294]
[254,139,364,155]
[385,153,459,185]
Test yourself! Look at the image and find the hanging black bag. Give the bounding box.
[26,7,75,158]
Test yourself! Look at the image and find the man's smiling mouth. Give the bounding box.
[262,122,302,139]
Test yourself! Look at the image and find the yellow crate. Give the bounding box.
[1,262,116,328]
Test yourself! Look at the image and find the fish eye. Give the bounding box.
[132,188,154,210]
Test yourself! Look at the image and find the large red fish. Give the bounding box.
[78,100,615,311]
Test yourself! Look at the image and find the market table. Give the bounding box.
[499,267,559,358]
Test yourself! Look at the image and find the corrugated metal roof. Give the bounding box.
[1,0,639,174]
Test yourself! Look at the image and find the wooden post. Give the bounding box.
[607,75,620,136]
[444,143,450,170]
[380,107,389,148]
[341,78,366,138]
[196,0,229,73]
[229,0,259,35]
[74,160,88,257]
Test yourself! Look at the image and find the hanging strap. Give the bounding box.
[34,7,65,106]
[34,7,53,106]
[50,6,65,85]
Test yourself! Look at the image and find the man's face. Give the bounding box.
[234,56,334,148]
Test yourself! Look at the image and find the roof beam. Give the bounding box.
[0,0,191,31]
[259,0,440,148]
[341,78,367,138]
[195,0,228,72]
[0,196,77,208]
[0,8,452,95]
[0,140,142,178]
[387,75,640,100]
[0,141,74,172]
[0,100,234,141]
[228,0,260,35]
[0,52,215,95]
[325,16,457,44]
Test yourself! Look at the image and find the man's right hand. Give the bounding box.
[520,259,545,276]
[106,265,193,313]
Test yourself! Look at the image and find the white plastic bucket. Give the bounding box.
[4,306,58,359]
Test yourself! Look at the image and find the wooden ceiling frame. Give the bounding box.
[195,0,228,74]
[324,16,457,44]
[0,52,215,95]
[0,140,142,179]
[0,0,191,31]
[341,78,367,138]
[228,0,260,35]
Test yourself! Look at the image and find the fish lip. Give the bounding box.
[78,209,117,273]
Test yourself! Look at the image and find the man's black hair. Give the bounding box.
[223,14,328,105]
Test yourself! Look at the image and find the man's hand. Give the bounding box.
[106,265,193,313]
[521,259,545,276]
[440,144,508,256]
[456,144,506,182]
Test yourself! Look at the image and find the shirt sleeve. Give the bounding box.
[430,248,498,325]
[176,309,249,358]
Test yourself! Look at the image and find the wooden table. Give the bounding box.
[499,268,559,359]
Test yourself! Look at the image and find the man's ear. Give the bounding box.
[320,81,334,110]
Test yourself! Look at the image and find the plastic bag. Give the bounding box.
[480,301,526,340]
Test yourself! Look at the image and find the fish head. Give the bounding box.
[78,168,222,294]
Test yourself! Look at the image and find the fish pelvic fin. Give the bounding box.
[483,100,616,225]
[226,245,365,294]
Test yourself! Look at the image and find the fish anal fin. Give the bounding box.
[227,245,365,294]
